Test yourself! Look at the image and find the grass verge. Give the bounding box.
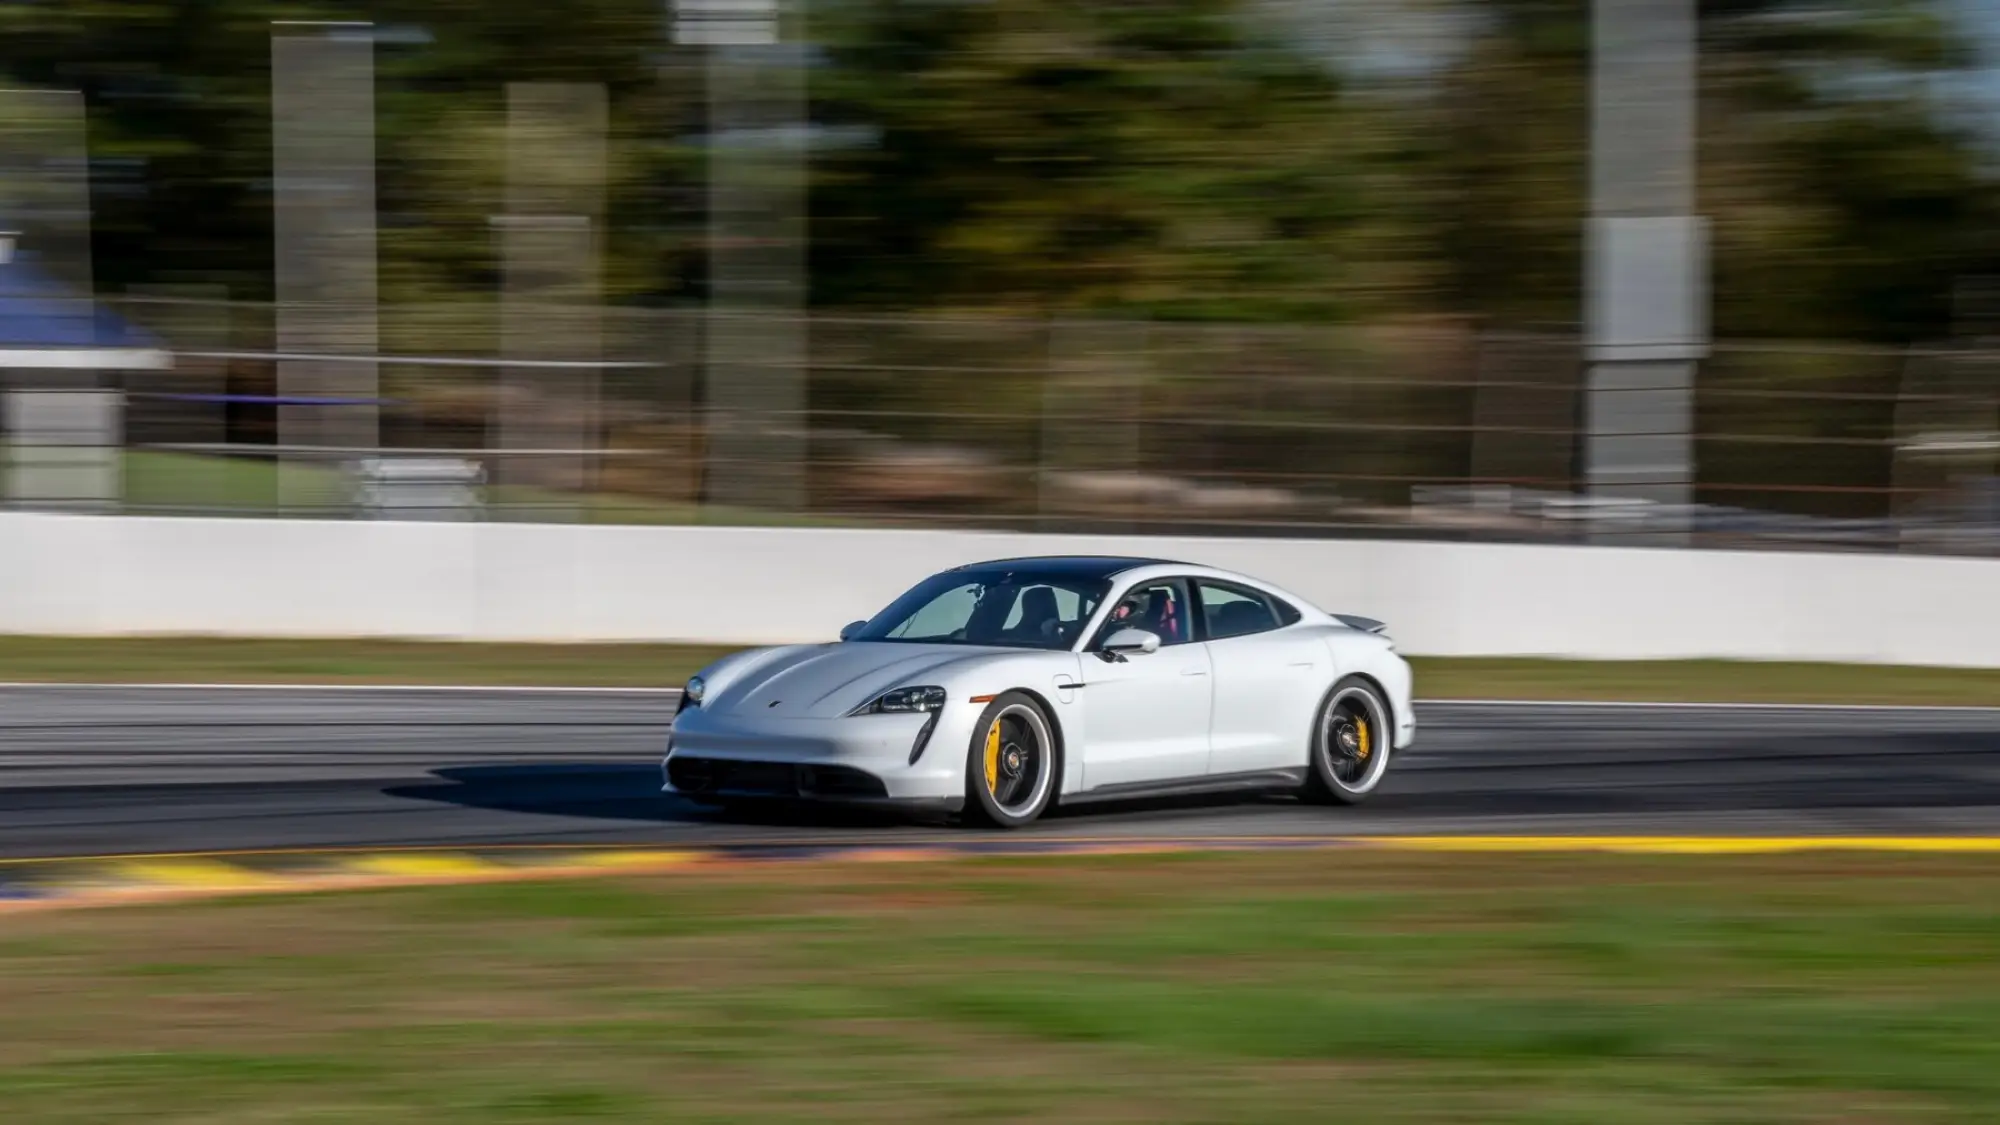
[2,850,1997,1123]
[0,634,1996,704]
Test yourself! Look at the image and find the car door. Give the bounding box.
[1195,579,1328,777]
[1074,577,1213,790]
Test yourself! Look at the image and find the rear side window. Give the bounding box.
[1196,581,1294,640]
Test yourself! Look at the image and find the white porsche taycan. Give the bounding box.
[662,556,1414,828]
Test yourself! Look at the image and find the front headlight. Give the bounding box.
[850,685,947,715]
[681,675,706,712]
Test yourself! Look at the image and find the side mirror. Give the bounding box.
[1100,627,1161,657]
[838,620,868,642]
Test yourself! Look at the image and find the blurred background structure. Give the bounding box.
[1,0,1998,552]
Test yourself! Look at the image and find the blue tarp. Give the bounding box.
[0,248,162,352]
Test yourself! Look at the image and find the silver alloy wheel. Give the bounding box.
[980,702,1056,818]
[1317,684,1391,796]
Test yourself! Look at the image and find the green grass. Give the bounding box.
[0,633,1995,704]
[121,449,348,513]
[0,635,738,688]
[1407,656,2000,706]
[3,851,1998,1122]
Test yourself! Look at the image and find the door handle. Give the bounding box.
[1180,668,1207,677]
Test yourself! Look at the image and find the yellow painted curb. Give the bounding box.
[340,853,507,879]
[107,858,285,890]
[1362,836,2000,854]
[559,850,705,871]
[3,837,1998,916]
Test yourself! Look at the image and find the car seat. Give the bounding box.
[1136,588,1185,644]
[1013,585,1062,642]
[1210,598,1270,638]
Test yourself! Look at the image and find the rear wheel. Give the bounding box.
[1304,676,1392,805]
[963,692,1059,828]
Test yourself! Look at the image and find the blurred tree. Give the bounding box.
[0,0,281,298]
[1418,0,2000,340]
[1703,0,1998,340]
[0,0,700,306]
[808,0,1435,321]
[361,0,703,307]
[0,0,1994,341]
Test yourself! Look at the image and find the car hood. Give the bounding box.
[702,642,1011,719]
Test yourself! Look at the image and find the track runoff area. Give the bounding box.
[1,683,1998,909]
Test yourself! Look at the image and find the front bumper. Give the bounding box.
[662,706,971,806]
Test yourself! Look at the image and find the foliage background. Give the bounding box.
[2,0,1996,342]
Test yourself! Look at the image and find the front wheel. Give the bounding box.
[962,692,1059,829]
[1303,676,1393,805]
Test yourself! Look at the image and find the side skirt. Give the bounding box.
[1058,768,1309,807]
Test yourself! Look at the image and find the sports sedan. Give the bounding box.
[662,555,1414,828]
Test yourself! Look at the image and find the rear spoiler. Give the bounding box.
[1333,614,1389,635]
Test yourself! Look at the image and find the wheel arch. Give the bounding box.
[1307,666,1397,746]
[1317,626,1408,746]
[1341,671,1397,735]
[1004,686,1070,803]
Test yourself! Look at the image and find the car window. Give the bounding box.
[1094,580,1193,647]
[858,570,1107,650]
[1197,582,1284,640]
[890,583,980,640]
[1002,585,1087,629]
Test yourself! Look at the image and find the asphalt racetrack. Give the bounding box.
[1,685,1998,859]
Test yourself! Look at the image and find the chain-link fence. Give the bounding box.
[6,297,1996,554]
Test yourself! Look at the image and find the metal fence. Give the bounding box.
[5,298,1997,555]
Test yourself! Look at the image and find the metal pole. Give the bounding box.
[1584,0,1707,544]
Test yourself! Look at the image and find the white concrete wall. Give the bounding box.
[1,511,1995,666]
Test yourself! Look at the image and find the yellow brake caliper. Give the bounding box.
[984,719,1002,794]
[1355,715,1371,761]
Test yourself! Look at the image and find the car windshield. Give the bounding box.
[849,569,1110,650]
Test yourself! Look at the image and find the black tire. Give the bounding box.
[962,691,1060,829]
[1303,676,1393,805]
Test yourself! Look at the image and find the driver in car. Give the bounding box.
[1106,588,1184,643]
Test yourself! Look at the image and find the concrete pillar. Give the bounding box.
[271,22,380,514]
[1584,0,1708,543]
[0,89,94,319]
[0,90,118,512]
[496,82,608,519]
[676,0,809,514]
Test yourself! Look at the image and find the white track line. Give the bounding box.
[0,683,1995,713]
[0,682,680,695]
[1421,698,2000,713]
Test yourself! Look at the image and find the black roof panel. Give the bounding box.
[948,555,1183,581]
